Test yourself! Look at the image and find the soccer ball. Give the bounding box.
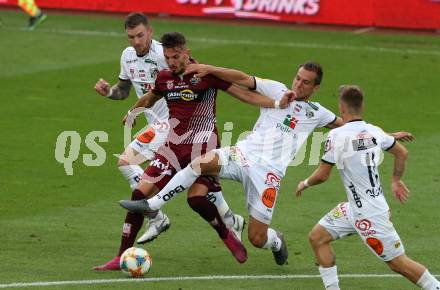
[120,247,152,278]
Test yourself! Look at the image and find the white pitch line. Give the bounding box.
[3,26,440,56]
[0,274,438,288]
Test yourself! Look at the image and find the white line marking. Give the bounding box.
[0,274,438,288]
[3,27,440,56]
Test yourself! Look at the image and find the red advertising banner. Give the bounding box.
[2,0,439,30]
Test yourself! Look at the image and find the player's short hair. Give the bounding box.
[160,32,186,49]
[299,61,323,85]
[125,12,149,29]
[339,85,364,112]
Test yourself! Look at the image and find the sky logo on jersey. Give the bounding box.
[283,114,298,129]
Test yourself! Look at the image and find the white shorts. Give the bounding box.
[214,146,282,225]
[128,124,169,160]
[318,202,405,262]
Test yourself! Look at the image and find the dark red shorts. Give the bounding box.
[142,142,221,192]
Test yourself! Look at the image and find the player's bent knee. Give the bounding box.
[387,255,408,275]
[309,225,331,247]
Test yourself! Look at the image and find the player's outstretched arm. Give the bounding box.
[387,142,410,204]
[388,131,414,142]
[325,117,344,129]
[184,64,255,89]
[95,79,132,100]
[295,162,334,197]
[226,85,294,109]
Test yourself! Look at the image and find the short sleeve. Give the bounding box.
[378,128,396,151]
[254,78,288,100]
[205,74,232,91]
[118,52,130,81]
[321,131,336,164]
[316,104,337,128]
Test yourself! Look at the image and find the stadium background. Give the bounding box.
[0,1,439,289]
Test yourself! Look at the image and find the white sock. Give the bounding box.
[262,228,281,251]
[118,165,143,190]
[148,210,163,221]
[319,266,340,289]
[148,165,199,210]
[206,191,233,225]
[417,270,440,290]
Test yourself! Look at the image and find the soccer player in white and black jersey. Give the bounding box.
[296,85,439,290]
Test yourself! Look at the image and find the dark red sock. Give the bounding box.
[117,189,145,256]
[187,195,228,239]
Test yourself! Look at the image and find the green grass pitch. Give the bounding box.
[0,9,439,289]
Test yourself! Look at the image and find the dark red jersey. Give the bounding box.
[152,69,231,144]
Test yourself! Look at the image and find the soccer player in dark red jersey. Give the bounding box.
[117,32,294,264]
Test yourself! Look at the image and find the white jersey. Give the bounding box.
[119,40,169,124]
[321,120,396,217]
[236,78,336,176]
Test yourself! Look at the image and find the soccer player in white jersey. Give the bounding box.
[120,61,347,264]
[93,14,244,270]
[295,85,439,290]
[120,62,414,264]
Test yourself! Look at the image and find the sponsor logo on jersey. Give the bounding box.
[150,158,169,170]
[349,182,363,208]
[276,114,298,134]
[394,241,401,249]
[305,108,315,118]
[353,131,377,151]
[306,101,319,111]
[136,128,156,144]
[180,89,197,101]
[366,237,384,255]
[150,67,159,78]
[294,104,302,112]
[125,59,138,64]
[190,76,201,85]
[283,114,298,129]
[166,80,174,90]
[265,173,281,189]
[261,173,281,209]
[262,188,276,208]
[166,90,199,101]
[144,58,158,66]
[355,219,371,231]
[160,185,185,201]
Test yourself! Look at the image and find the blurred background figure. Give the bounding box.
[18,0,46,30]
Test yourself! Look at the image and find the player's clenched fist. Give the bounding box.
[95,78,112,97]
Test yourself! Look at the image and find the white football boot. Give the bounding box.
[137,213,170,244]
[230,214,246,242]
